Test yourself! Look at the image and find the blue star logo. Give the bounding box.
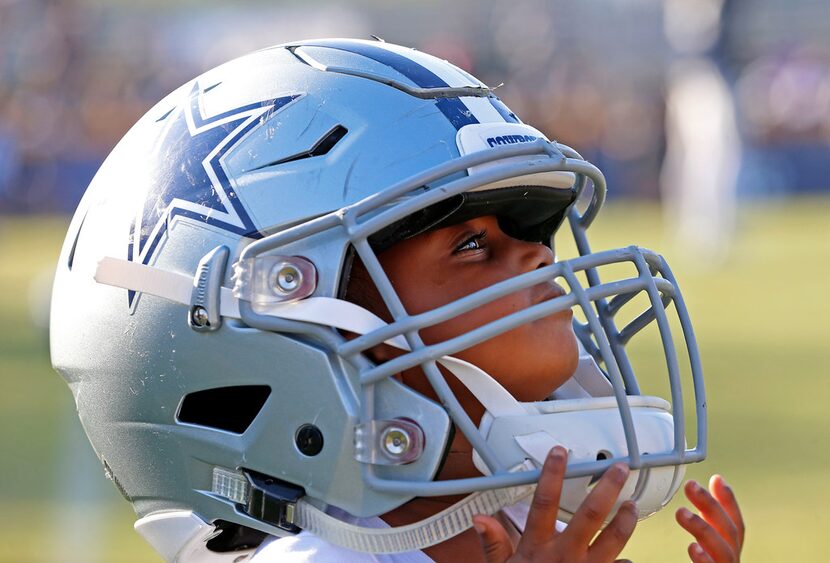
[127,82,299,304]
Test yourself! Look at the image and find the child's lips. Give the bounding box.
[531,281,573,321]
[534,280,568,303]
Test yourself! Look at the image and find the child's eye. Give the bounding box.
[454,230,487,253]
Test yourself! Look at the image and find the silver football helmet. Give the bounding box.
[51,39,706,561]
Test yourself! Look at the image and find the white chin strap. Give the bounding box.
[135,482,534,562]
[97,256,679,559]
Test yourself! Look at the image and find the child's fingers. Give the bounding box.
[709,475,745,547]
[688,542,716,563]
[473,515,514,563]
[683,480,740,549]
[562,462,630,548]
[587,500,638,562]
[518,446,567,551]
[676,507,736,562]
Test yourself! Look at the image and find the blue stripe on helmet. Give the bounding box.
[435,98,480,130]
[301,40,481,130]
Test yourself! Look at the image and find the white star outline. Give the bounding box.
[131,83,303,267]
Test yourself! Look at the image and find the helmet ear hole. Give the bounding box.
[587,451,615,486]
[596,450,612,461]
[177,385,271,434]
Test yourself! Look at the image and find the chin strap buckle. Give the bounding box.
[244,470,305,534]
[212,466,305,534]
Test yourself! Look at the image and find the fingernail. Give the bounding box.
[678,508,692,521]
[612,463,629,482]
[473,521,485,534]
[625,500,638,514]
[547,446,566,463]
[691,543,704,556]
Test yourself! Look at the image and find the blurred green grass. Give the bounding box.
[1,199,828,562]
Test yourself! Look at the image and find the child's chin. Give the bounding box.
[548,335,581,386]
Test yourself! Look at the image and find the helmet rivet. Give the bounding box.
[190,306,209,328]
[295,424,324,456]
[381,426,411,457]
[274,264,302,293]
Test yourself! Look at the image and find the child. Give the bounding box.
[51,38,743,562]
[255,215,744,562]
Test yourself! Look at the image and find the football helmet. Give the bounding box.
[51,38,706,561]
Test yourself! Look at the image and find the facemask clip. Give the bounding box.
[233,255,317,304]
[355,418,425,465]
[188,245,230,332]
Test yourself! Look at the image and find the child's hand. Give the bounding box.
[473,446,637,562]
[675,476,745,562]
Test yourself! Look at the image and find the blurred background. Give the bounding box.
[1,0,828,561]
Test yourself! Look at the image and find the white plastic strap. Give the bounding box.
[96,257,194,306]
[96,257,406,343]
[293,480,532,554]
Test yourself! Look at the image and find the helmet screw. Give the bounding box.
[381,426,411,457]
[295,424,324,456]
[274,264,302,293]
[190,306,209,328]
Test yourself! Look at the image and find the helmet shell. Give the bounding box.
[50,40,507,525]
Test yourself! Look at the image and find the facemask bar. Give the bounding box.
[337,248,704,495]
[236,139,706,498]
[560,145,706,464]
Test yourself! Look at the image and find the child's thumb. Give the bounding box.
[473,515,514,563]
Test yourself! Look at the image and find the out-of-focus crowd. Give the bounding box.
[1,0,829,214]
[0,0,194,212]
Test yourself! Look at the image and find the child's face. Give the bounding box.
[376,215,579,407]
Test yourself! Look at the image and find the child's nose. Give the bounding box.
[513,237,554,273]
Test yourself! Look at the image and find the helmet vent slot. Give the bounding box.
[177,385,271,434]
[67,209,89,270]
[251,125,348,170]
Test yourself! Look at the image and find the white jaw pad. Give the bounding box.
[472,395,684,522]
[134,510,255,563]
[456,123,576,191]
